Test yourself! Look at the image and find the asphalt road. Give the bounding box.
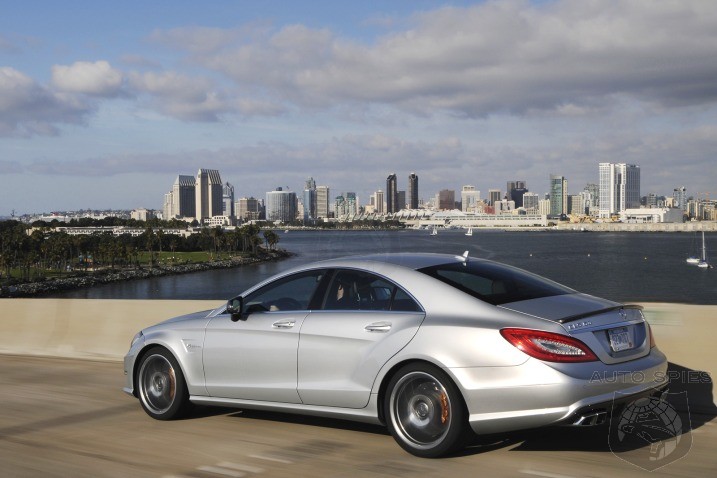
[1,355,715,478]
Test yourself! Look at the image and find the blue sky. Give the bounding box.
[1,0,716,215]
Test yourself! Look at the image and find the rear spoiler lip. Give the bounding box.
[557,304,643,324]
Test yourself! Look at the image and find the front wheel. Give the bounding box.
[137,347,190,420]
[385,363,469,457]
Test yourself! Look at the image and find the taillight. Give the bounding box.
[647,322,656,348]
[500,328,599,363]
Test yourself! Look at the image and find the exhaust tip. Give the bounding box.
[571,410,607,426]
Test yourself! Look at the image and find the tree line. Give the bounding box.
[0,220,280,283]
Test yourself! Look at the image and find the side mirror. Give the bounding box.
[227,297,244,322]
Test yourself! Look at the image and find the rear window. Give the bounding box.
[418,260,573,306]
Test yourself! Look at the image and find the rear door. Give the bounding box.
[297,269,425,408]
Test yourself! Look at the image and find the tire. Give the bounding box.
[384,363,469,457]
[137,347,191,420]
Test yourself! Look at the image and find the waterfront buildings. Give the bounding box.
[303,177,317,223]
[236,197,261,222]
[374,190,385,214]
[386,174,399,213]
[316,185,330,219]
[461,186,480,212]
[222,182,235,221]
[549,175,568,217]
[523,192,539,214]
[408,173,419,209]
[266,187,297,223]
[163,175,196,220]
[507,181,528,208]
[488,189,501,206]
[673,186,687,211]
[598,163,641,218]
[195,169,223,222]
[438,189,456,210]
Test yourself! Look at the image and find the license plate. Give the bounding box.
[608,326,633,352]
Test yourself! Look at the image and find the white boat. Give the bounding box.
[686,233,700,264]
[697,231,710,268]
[465,227,473,236]
[430,226,438,236]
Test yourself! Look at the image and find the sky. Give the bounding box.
[1,0,717,215]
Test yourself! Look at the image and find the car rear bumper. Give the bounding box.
[448,347,668,435]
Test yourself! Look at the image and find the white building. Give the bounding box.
[266,188,297,223]
[599,163,640,218]
[461,185,480,212]
[195,169,223,222]
[620,208,683,223]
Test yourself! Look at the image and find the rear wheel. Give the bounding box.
[137,347,190,420]
[385,363,469,457]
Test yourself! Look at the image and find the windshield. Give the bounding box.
[418,260,573,306]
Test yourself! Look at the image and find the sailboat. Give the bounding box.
[465,227,473,236]
[686,233,700,264]
[430,226,438,236]
[697,231,710,268]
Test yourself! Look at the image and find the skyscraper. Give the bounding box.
[266,187,297,223]
[549,174,568,217]
[316,185,330,218]
[599,163,640,218]
[163,175,196,220]
[303,177,317,223]
[673,186,687,211]
[375,189,385,214]
[408,173,419,209]
[222,182,235,219]
[195,169,223,222]
[386,173,398,213]
[236,197,260,222]
[438,189,456,210]
[522,192,539,214]
[461,185,479,212]
[488,189,501,206]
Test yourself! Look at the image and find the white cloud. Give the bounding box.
[0,67,90,137]
[51,60,124,97]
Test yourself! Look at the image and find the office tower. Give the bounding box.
[266,187,298,223]
[236,197,260,222]
[673,186,687,211]
[316,185,330,218]
[538,198,551,216]
[461,185,479,212]
[386,173,398,213]
[345,192,358,216]
[303,177,317,223]
[568,195,584,215]
[397,191,406,211]
[506,181,528,207]
[488,189,501,206]
[549,174,568,217]
[222,182,235,219]
[334,194,346,217]
[375,190,385,214]
[163,175,196,219]
[408,173,419,209]
[438,189,456,210]
[599,163,640,218]
[584,183,599,209]
[522,192,539,213]
[195,169,223,222]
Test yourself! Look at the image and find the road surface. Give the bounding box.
[1,355,715,478]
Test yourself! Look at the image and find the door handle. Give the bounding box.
[365,322,391,332]
[272,319,296,329]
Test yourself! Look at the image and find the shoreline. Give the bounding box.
[0,249,292,298]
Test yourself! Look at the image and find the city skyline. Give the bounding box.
[2,1,717,215]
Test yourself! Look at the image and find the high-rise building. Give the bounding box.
[488,189,501,206]
[673,186,687,211]
[163,175,196,219]
[375,190,385,214]
[408,173,419,209]
[195,169,223,222]
[461,186,480,212]
[522,192,539,214]
[236,197,260,222]
[538,198,551,216]
[506,181,527,207]
[438,189,456,210]
[266,187,297,223]
[568,195,584,215]
[397,191,406,211]
[599,163,640,218]
[222,182,235,219]
[549,174,568,217]
[386,174,398,213]
[303,177,317,223]
[316,185,330,218]
[584,183,599,209]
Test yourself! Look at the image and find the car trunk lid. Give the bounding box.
[498,293,651,364]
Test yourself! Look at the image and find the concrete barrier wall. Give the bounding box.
[1,299,715,410]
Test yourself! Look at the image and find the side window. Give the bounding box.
[243,270,326,313]
[323,270,422,312]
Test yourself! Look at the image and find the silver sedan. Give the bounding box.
[124,252,668,457]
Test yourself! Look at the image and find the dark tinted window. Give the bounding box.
[243,269,326,313]
[419,261,572,306]
[322,269,422,312]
